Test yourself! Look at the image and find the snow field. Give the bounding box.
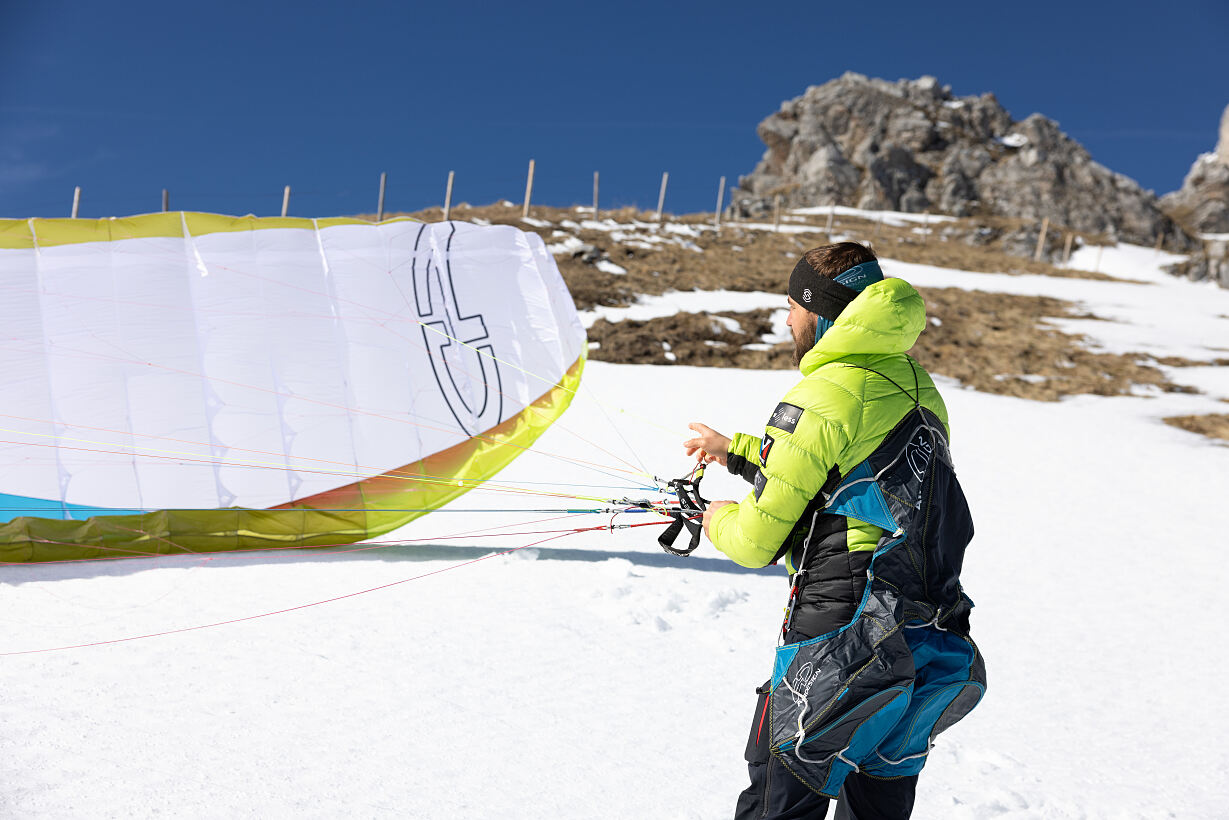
[2,238,1228,818]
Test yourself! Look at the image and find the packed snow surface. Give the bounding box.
[2,238,1228,818]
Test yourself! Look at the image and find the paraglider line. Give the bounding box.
[0,518,672,656]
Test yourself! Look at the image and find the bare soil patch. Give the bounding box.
[366,203,1208,405]
[911,288,1191,400]
[586,288,1193,402]
[588,310,791,369]
[377,203,1130,311]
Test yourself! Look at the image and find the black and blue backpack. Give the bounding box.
[767,397,986,797]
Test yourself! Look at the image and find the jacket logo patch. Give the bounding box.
[759,435,774,465]
[753,470,767,500]
[767,402,803,433]
[906,431,934,480]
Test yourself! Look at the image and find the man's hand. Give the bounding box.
[702,500,734,541]
[684,423,731,466]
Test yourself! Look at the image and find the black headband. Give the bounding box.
[788,257,859,321]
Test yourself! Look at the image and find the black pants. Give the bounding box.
[734,685,918,820]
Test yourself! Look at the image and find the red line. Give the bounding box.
[756,691,771,743]
[0,519,669,656]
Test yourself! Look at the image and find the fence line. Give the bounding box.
[58,171,1136,264]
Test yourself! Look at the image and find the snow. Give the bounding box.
[884,246,1229,380]
[545,234,585,255]
[996,134,1028,148]
[3,248,1229,818]
[594,259,627,275]
[790,205,957,227]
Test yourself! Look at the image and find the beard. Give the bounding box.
[791,313,817,367]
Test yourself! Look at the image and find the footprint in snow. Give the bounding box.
[708,589,749,614]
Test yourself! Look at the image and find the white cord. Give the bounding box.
[876,743,934,766]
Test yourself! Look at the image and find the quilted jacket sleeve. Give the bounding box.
[708,383,852,568]
[726,432,762,484]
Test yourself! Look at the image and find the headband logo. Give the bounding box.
[802,288,811,302]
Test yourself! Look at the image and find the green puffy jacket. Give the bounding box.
[710,277,949,572]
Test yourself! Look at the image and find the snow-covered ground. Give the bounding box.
[2,240,1228,818]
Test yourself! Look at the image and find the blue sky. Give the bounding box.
[2,0,1225,219]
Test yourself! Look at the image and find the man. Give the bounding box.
[683,241,982,820]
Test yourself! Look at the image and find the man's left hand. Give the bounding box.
[702,500,734,541]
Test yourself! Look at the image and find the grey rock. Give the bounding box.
[1164,239,1229,289]
[733,74,1194,251]
[1160,103,1229,234]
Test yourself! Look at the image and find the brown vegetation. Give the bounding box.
[1163,414,1229,443]
[369,203,1219,419]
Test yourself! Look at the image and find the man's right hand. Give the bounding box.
[684,423,731,466]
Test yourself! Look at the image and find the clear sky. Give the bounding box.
[2,0,1225,220]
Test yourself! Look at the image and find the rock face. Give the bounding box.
[1159,103,1229,234]
[734,73,1191,249]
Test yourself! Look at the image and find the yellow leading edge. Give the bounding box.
[0,213,587,562]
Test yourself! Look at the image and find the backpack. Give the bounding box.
[767,402,986,796]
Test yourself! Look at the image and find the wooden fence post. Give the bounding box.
[714,175,726,231]
[377,172,387,222]
[162,189,169,213]
[1154,233,1164,256]
[655,172,669,222]
[1094,244,1103,274]
[1033,216,1050,261]
[522,159,535,219]
[825,203,835,236]
[592,171,599,222]
[773,195,781,232]
[1062,232,1075,265]
[443,171,455,220]
[281,186,291,218]
[71,186,80,218]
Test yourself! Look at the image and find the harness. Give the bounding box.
[763,360,984,798]
[655,465,709,556]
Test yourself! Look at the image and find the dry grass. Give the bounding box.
[379,203,1128,307]
[911,288,1192,400]
[365,203,1224,431]
[587,310,791,369]
[1163,414,1229,443]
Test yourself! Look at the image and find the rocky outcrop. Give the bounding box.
[1159,103,1229,234]
[733,74,1194,251]
[1164,237,1229,289]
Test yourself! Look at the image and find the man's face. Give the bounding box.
[785,296,817,367]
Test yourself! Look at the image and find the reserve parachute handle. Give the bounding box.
[657,465,708,556]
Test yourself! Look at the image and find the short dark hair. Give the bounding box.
[802,241,877,279]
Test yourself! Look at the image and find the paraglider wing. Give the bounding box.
[0,213,585,562]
